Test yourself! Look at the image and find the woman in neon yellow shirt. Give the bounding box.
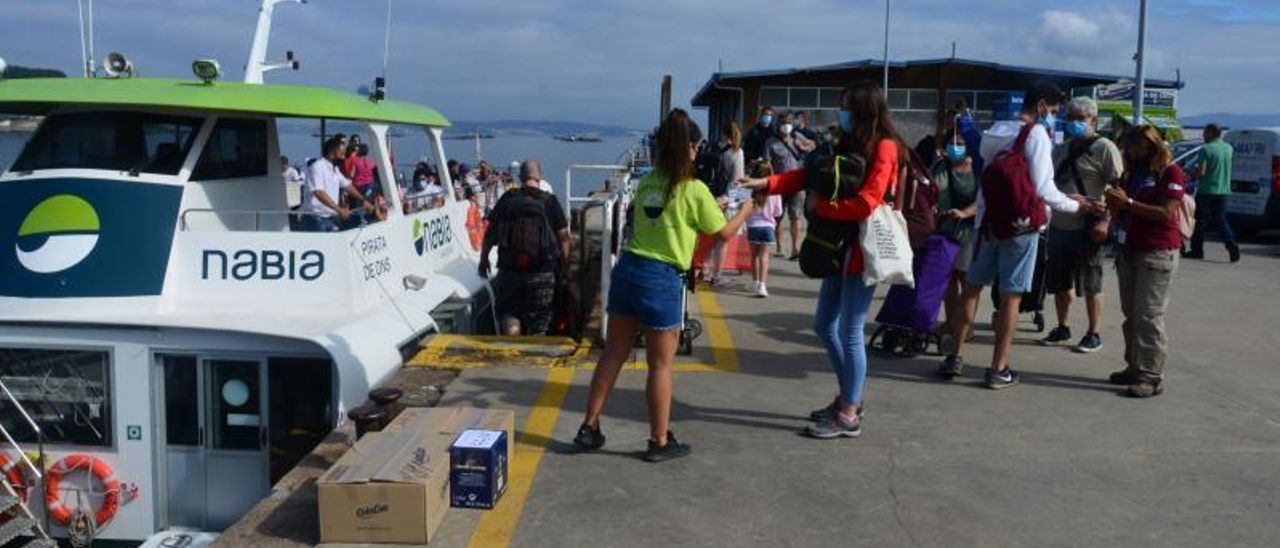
[574,109,755,462]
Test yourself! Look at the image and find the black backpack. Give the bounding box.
[496,188,558,273]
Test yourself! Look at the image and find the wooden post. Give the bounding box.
[660,75,672,122]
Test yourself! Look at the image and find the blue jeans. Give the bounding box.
[300,214,338,232]
[814,275,876,405]
[1190,193,1236,253]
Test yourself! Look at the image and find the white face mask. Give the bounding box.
[780,123,794,136]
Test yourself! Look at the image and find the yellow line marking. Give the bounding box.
[695,288,739,372]
[467,366,576,548]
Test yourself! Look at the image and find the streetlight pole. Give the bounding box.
[882,0,890,93]
[1133,0,1148,125]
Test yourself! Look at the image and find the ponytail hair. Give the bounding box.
[654,108,703,204]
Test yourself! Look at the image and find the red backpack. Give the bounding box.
[980,123,1047,239]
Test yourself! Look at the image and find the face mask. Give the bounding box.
[780,123,794,136]
[1040,112,1058,133]
[946,143,967,162]
[759,115,773,127]
[838,110,854,133]
[1066,120,1089,139]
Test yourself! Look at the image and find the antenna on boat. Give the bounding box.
[382,0,393,87]
[244,0,305,84]
[76,0,97,77]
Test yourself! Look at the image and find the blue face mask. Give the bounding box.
[838,110,854,133]
[759,114,773,127]
[946,143,967,162]
[1066,120,1089,139]
[1040,112,1058,133]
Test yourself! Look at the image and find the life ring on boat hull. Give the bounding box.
[45,454,120,528]
[0,453,28,502]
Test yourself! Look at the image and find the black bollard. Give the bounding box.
[346,404,390,440]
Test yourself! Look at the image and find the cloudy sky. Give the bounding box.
[3,0,1278,128]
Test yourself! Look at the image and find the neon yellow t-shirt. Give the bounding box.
[625,172,726,269]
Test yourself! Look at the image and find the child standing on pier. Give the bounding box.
[746,161,781,297]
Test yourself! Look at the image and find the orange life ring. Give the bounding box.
[0,453,27,502]
[45,454,120,528]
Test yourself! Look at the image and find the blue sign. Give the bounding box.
[0,178,182,297]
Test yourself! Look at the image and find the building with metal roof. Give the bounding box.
[691,57,1183,145]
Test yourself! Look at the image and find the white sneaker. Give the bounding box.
[756,283,769,298]
[748,281,760,295]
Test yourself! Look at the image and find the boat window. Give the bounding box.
[0,348,112,447]
[191,118,269,181]
[10,111,200,175]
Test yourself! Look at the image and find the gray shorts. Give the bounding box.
[1045,227,1105,297]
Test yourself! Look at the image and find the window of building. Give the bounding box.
[909,89,939,110]
[887,90,910,110]
[788,88,819,109]
[192,118,269,181]
[946,91,977,110]
[819,89,842,109]
[760,87,789,109]
[11,112,200,175]
[0,348,112,447]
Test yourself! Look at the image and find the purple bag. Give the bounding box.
[875,234,961,333]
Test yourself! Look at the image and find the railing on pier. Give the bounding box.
[566,164,635,341]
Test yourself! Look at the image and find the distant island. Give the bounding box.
[0,65,67,79]
[445,120,641,139]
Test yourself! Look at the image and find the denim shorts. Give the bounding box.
[747,226,776,245]
[966,231,1040,294]
[607,253,684,331]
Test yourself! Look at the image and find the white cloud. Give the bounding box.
[1040,10,1103,43]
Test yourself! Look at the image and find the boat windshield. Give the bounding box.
[10,111,202,175]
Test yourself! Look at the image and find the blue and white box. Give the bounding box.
[449,429,508,509]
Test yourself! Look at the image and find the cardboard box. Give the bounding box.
[450,430,509,509]
[317,407,516,543]
[317,426,451,544]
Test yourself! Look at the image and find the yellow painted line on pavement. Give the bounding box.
[695,288,739,372]
[467,365,576,548]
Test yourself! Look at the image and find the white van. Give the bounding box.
[1224,128,1280,239]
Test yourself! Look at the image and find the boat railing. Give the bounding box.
[178,208,381,232]
[0,378,44,484]
[568,167,635,341]
[564,164,630,221]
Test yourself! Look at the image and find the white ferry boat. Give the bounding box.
[0,23,488,546]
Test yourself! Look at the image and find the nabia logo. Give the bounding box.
[15,195,100,274]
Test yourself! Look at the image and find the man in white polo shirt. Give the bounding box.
[300,137,369,231]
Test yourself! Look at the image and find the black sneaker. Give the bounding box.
[1228,245,1241,263]
[1108,369,1140,385]
[1182,249,1204,259]
[1073,332,1103,353]
[984,367,1021,389]
[641,431,691,463]
[1040,326,1073,346]
[936,354,965,379]
[573,423,606,451]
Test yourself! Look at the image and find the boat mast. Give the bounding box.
[244,0,304,84]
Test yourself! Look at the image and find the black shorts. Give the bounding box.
[1045,227,1104,297]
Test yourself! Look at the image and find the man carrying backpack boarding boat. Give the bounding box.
[479,159,572,336]
[937,82,1105,389]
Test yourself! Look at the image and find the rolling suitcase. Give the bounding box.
[870,234,961,356]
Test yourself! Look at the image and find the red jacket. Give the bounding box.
[767,139,898,276]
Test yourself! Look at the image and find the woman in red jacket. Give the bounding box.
[742,80,903,438]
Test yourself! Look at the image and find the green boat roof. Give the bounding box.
[0,77,449,127]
